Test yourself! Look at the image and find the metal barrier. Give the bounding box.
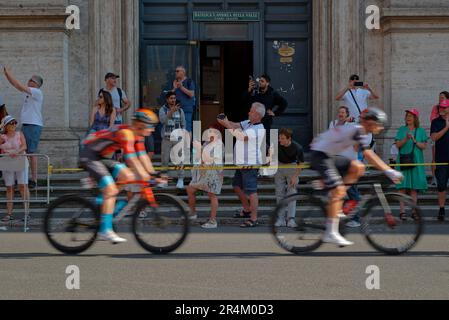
[0,153,51,232]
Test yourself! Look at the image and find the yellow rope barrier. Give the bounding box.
[48,162,449,174]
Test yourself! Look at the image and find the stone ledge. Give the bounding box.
[0,6,69,32]
[381,8,449,33]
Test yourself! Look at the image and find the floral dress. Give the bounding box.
[189,141,224,195]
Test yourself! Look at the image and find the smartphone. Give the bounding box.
[217,114,226,120]
[354,81,364,87]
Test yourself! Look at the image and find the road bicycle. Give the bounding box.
[271,173,423,255]
[44,179,189,255]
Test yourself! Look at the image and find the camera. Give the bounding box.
[249,75,260,95]
[354,81,364,87]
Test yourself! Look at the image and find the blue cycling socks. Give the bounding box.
[100,213,113,233]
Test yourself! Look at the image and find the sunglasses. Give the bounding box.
[7,122,17,126]
[175,70,182,72]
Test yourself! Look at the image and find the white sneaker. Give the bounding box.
[346,220,361,228]
[176,178,184,189]
[275,217,286,227]
[189,214,197,220]
[287,218,298,228]
[322,232,354,246]
[97,231,127,244]
[201,219,217,229]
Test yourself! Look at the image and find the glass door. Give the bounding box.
[140,41,199,152]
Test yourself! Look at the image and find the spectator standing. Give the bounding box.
[0,116,29,222]
[429,91,449,186]
[244,74,287,148]
[335,74,380,151]
[395,109,428,220]
[3,67,43,189]
[274,128,304,228]
[100,73,130,125]
[186,128,224,228]
[89,90,116,134]
[329,106,362,227]
[159,91,186,189]
[217,102,266,228]
[172,66,196,133]
[430,99,449,221]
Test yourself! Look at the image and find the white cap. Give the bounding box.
[1,115,16,129]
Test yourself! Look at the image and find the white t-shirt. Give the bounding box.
[21,87,43,126]
[102,87,127,122]
[234,120,265,165]
[342,88,371,120]
[311,124,370,156]
[328,120,358,160]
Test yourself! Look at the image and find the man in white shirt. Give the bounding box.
[100,73,130,124]
[217,102,266,228]
[3,67,44,188]
[335,74,379,121]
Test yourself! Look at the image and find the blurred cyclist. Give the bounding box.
[310,107,403,246]
[80,109,158,243]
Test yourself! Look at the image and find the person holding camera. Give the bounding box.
[3,67,44,189]
[335,74,380,155]
[244,74,287,148]
[335,74,380,121]
[172,66,195,133]
[159,91,187,189]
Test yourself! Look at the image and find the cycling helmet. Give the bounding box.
[132,109,159,126]
[360,107,388,126]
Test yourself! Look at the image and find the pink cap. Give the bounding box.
[439,99,449,108]
[405,108,420,117]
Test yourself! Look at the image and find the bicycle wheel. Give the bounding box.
[44,195,100,254]
[361,193,423,255]
[132,193,189,254]
[271,193,327,254]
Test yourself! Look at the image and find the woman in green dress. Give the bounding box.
[395,108,428,220]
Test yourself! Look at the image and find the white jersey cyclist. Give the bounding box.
[311,124,370,156]
[309,107,403,247]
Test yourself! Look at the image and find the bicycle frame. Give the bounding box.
[109,180,159,223]
[307,180,414,222]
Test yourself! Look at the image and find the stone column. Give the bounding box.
[313,0,364,134]
[89,0,140,118]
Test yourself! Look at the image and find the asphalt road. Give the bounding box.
[1,226,449,300]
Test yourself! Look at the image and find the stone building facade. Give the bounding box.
[0,0,448,168]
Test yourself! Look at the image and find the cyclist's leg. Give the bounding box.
[342,160,365,185]
[310,151,353,246]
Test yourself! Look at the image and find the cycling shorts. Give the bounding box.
[310,151,352,189]
[79,147,127,190]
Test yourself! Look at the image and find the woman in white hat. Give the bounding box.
[0,115,29,222]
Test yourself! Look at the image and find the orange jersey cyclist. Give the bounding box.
[80,109,158,243]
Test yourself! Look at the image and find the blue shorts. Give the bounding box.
[22,124,42,154]
[232,169,258,195]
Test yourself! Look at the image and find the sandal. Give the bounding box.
[399,212,407,221]
[240,219,258,228]
[234,210,251,219]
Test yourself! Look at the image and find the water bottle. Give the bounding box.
[114,199,128,217]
